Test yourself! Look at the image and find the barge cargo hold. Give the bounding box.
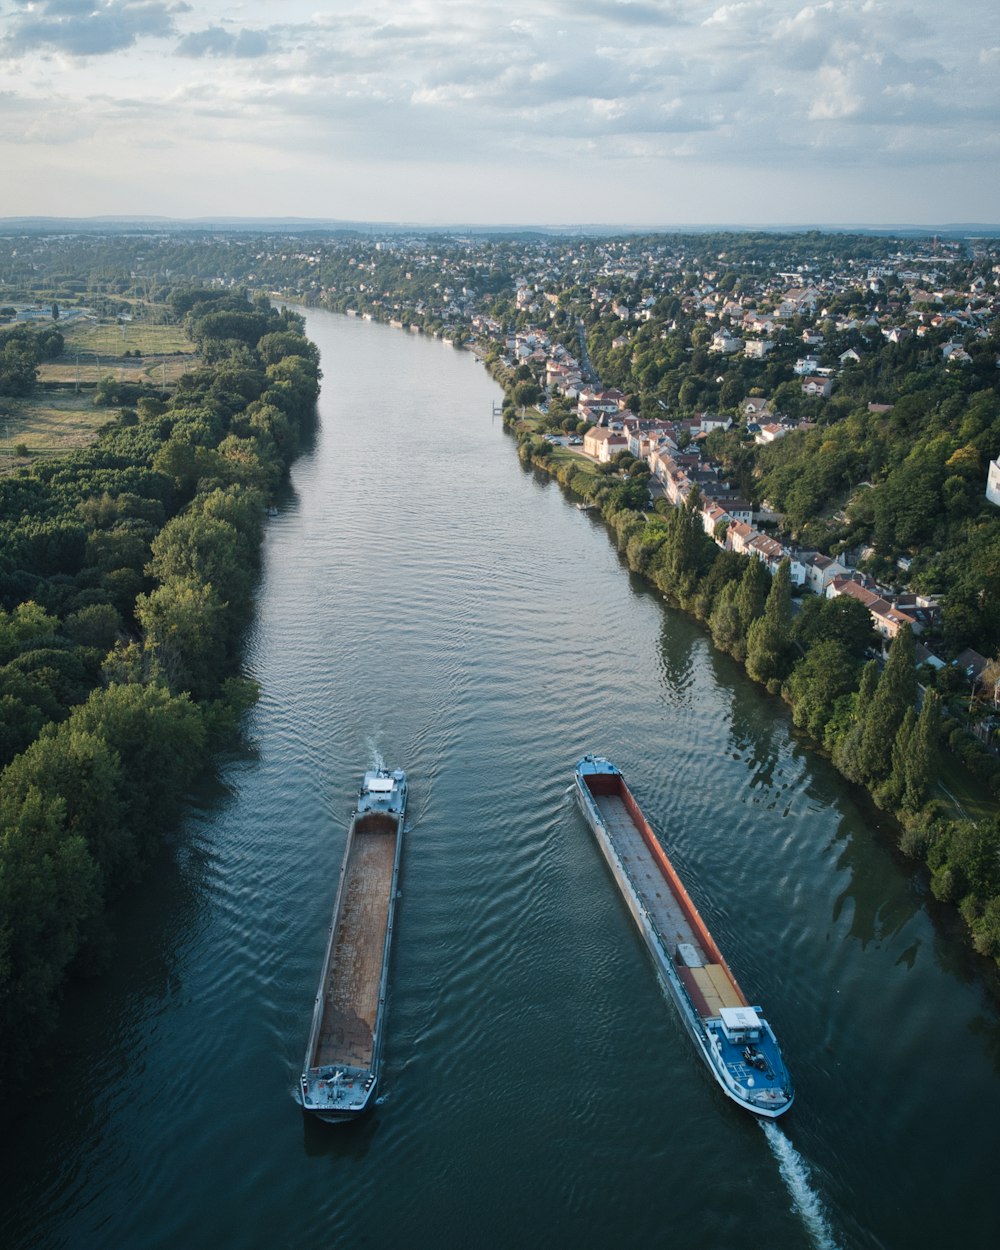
[300,768,407,1122]
[574,755,793,1118]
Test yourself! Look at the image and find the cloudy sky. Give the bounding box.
[1,1,997,227]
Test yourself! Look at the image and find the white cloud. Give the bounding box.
[0,0,996,222]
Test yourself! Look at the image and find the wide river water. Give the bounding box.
[3,308,999,1249]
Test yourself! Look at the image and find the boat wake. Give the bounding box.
[366,737,386,773]
[760,1121,842,1250]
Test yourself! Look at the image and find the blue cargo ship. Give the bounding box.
[574,756,793,1118]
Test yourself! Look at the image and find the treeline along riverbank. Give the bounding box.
[498,370,1000,972]
[0,289,320,1112]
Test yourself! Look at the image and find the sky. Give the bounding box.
[0,0,997,228]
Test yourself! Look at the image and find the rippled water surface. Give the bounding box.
[3,310,999,1249]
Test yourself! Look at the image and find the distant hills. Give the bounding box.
[1,215,998,239]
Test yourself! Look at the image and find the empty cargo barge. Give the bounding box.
[574,755,793,1118]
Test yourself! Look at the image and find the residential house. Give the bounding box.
[698,412,734,434]
[801,552,851,595]
[726,520,758,555]
[745,533,806,585]
[744,339,775,359]
[710,330,744,354]
[827,575,931,640]
[583,427,629,462]
[741,397,772,422]
[755,422,790,445]
[987,457,1000,507]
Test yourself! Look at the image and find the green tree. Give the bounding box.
[652,490,714,603]
[877,707,917,809]
[787,640,860,739]
[135,578,228,700]
[1,725,128,892]
[0,786,99,1096]
[857,625,917,784]
[792,595,877,661]
[0,602,60,663]
[746,558,793,686]
[709,580,744,657]
[68,682,205,847]
[901,691,942,812]
[735,557,771,633]
[832,658,880,781]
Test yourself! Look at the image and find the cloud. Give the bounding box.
[2,0,188,57]
[566,0,684,27]
[0,0,997,221]
[175,27,271,59]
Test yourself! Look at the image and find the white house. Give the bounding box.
[801,552,851,594]
[710,330,744,354]
[987,458,1000,507]
[755,423,790,445]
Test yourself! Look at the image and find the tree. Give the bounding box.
[787,640,860,739]
[832,658,880,781]
[793,594,877,661]
[901,691,942,812]
[746,559,794,686]
[878,707,917,810]
[0,340,38,396]
[709,580,744,658]
[0,786,99,1096]
[857,625,917,783]
[652,489,714,603]
[135,578,228,700]
[0,602,60,663]
[68,682,205,845]
[735,556,771,633]
[1,725,128,892]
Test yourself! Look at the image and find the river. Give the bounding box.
[2,308,998,1250]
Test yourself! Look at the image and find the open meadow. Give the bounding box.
[1,319,199,472]
[35,318,197,387]
[0,390,113,469]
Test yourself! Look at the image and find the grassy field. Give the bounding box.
[1,315,200,473]
[0,391,114,471]
[37,353,194,387]
[56,319,194,357]
[29,316,198,387]
[937,755,997,825]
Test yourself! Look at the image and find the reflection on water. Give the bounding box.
[655,592,698,709]
[828,814,921,950]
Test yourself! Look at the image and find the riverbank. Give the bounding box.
[0,291,321,1114]
[480,356,1000,969]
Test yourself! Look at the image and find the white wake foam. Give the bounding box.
[365,735,386,772]
[761,1120,842,1250]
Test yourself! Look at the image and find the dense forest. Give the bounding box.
[0,288,320,1109]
